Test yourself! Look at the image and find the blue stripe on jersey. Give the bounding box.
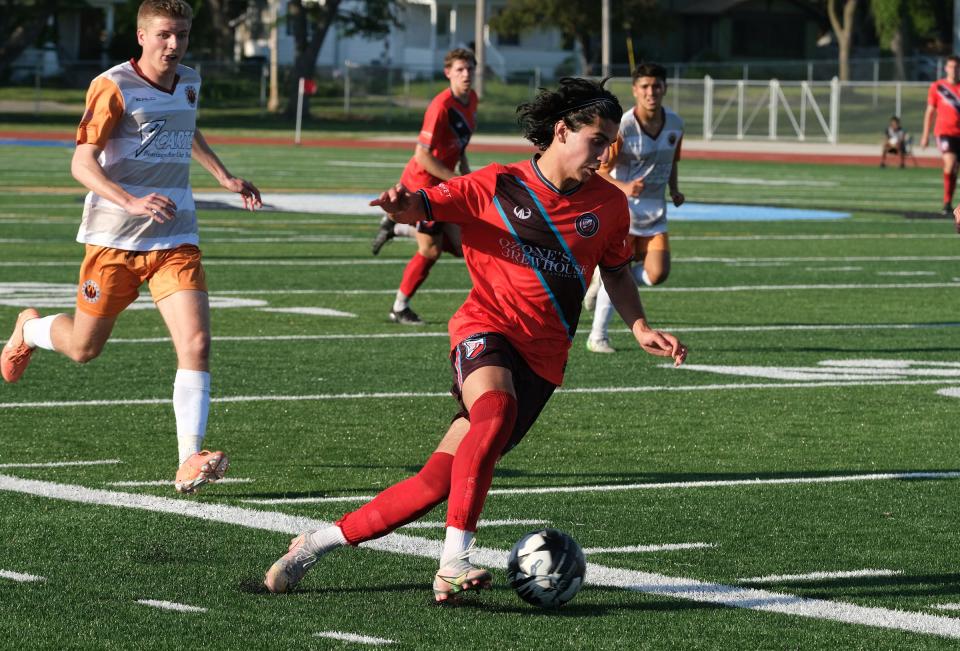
[492,195,575,342]
[514,176,588,294]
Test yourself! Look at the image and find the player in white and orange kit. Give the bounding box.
[0,0,262,493]
[370,49,478,325]
[263,77,687,602]
[921,54,960,221]
[586,62,685,353]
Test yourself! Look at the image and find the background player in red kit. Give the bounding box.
[264,77,688,601]
[921,54,960,217]
[372,48,478,325]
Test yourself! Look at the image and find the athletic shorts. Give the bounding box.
[449,332,557,455]
[416,219,443,236]
[628,232,670,261]
[938,135,960,156]
[76,244,207,318]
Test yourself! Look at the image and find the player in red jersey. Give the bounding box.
[921,54,960,218]
[264,78,688,601]
[371,48,478,325]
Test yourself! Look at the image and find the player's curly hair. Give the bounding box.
[517,77,622,151]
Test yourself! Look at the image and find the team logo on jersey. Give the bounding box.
[668,132,678,145]
[80,280,101,304]
[184,85,197,106]
[513,205,532,220]
[462,337,486,360]
[575,212,599,238]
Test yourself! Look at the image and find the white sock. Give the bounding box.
[395,223,416,238]
[393,291,409,313]
[174,369,211,466]
[589,285,615,341]
[440,526,475,567]
[22,314,61,351]
[635,266,653,287]
[303,525,348,556]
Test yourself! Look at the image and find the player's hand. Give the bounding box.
[635,327,688,367]
[126,192,177,223]
[953,205,960,234]
[222,176,263,211]
[370,183,420,224]
[625,179,645,197]
[671,190,685,207]
[920,136,929,149]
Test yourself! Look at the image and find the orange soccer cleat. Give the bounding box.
[174,450,229,494]
[1,308,40,383]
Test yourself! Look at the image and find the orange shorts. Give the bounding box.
[627,232,670,261]
[76,244,207,318]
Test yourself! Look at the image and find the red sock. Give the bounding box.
[446,391,518,532]
[398,252,437,298]
[336,452,453,545]
[944,172,957,205]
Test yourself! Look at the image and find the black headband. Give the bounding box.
[553,97,618,120]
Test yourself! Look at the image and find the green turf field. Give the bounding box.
[2,140,960,649]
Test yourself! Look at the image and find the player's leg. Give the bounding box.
[391,226,443,324]
[439,223,463,258]
[586,281,617,353]
[639,233,670,286]
[583,266,602,310]
[880,144,887,167]
[942,149,958,215]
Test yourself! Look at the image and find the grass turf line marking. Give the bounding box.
[738,569,902,584]
[0,459,121,469]
[314,632,396,645]
[3,474,960,640]
[135,599,207,613]
[933,604,960,611]
[107,478,255,487]
[400,518,546,530]
[257,307,356,317]
[583,543,715,554]
[242,470,960,505]
[0,570,45,583]
[5,377,960,410]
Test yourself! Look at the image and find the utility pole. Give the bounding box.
[267,0,280,112]
[601,0,610,78]
[474,0,485,98]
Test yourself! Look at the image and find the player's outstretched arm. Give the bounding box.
[600,265,688,366]
[71,143,177,223]
[921,105,935,148]
[369,184,428,224]
[192,128,262,211]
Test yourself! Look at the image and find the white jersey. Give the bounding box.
[75,60,200,251]
[607,107,683,236]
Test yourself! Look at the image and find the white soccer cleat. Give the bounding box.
[174,450,229,494]
[586,337,616,354]
[264,533,319,593]
[433,541,492,603]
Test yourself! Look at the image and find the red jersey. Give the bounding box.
[928,79,960,137]
[400,88,478,191]
[419,158,632,385]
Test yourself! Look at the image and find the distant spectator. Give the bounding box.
[880,116,907,169]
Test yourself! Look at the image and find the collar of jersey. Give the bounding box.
[530,155,582,196]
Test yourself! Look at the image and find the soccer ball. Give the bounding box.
[507,528,586,608]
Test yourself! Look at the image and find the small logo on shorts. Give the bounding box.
[513,205,532,220]
[81,280,100,304]
[575,212,599,238]
[462,337,486,360]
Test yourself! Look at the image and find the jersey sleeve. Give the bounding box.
[598,194,632,272]
[76,76,124,148]
[417,95,447,150]
[418,164,498,224]
[598,134,623,175]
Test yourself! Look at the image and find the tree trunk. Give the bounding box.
[0,1,58,75]
[890,27,905,81]
[827,0,858,82]
[284,0,341,119]
[205,0,235,60]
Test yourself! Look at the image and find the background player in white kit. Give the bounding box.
[585,63,684,354]
[0,0,262,493]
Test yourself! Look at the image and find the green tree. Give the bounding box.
[283,0,399,118]
[871,0,946,80]
[0,0,62,76]
[488,0,661,76]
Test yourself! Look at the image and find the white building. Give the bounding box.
[234,0,576,79]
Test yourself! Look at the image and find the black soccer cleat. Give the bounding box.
[371,216,396,256]
[389,307,424,325]
[943,203,953,217]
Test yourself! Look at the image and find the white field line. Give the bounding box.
[0,570,45,583]
[135,599,207,613]
[314,632,396,646]
[933,604,960,611]
[257,307,356,317]
[0,459,122,469]
[2,475,960,640]
[938,388,960,399]
[4,377,960,411]
[400,518,545,530]
[103,322,960,345]
[584,543,715,554]
[107,478,254,487]
[738,569,902,584]
[241,470,960,505]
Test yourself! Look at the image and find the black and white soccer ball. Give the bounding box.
[507,528,586,608]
